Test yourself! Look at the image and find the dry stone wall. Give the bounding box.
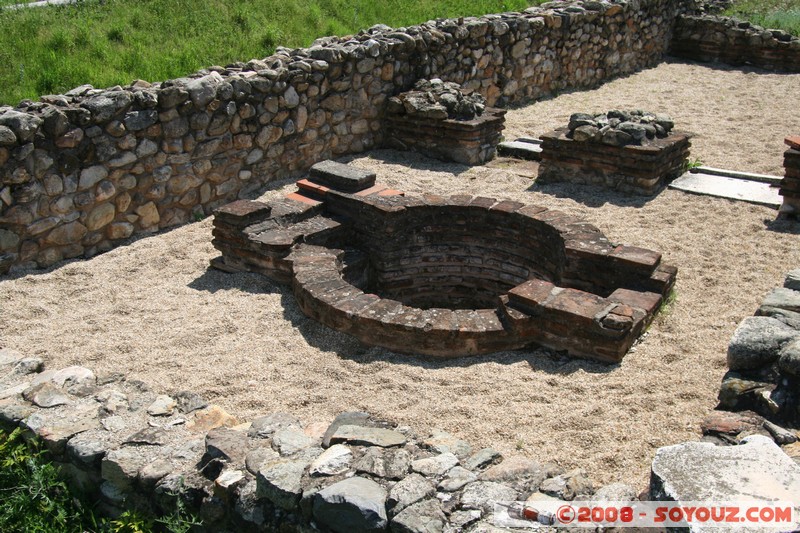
[0,0,683,275]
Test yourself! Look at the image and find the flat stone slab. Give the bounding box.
[670,172,782,208]
[496,140,542,161]
[309,160,376,192]
[329,424,406,448]
[651,436,800,531]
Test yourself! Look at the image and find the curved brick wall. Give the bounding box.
[348,200,565,310]
[212,163,677,361]
[0,0,683,275]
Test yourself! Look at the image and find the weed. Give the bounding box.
[0,428,96,532]
[682,157,703,172]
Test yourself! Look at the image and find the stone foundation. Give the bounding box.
[780,135,800,218]
[212,161,676,362]
[670,15,800,72]
[537,128,692,195]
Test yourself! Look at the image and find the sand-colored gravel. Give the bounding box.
[1,60,799,491]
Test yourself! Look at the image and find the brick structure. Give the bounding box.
[780,135,800,218]
[212,161,677,363]
[537,128,692,196]
[384,108,506,165]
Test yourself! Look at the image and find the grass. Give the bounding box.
[0,427,98,532]
[724,0,800,36]
[0,427,202,532]
[0,0,537,105]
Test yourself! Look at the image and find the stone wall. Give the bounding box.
[670,14,800,71]
[0,0,683,275]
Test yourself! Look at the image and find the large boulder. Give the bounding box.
[727,316,798,370]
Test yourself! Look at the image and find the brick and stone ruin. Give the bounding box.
[537,110,692,195]
[780,135,800,218]
[383,79,505,165]
[211,161,676,363]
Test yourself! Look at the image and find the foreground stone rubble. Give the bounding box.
[2,339,799,531]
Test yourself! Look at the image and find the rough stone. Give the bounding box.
[390,498,446,533]
[314,476,389,533]
[187,72,224,108]
[388,473,435,513]
[85,203,116,231]
[411,452,459,477]
[538,468,593,500]
[779,338,800,377]
[205,427,250,463]
[354,446,411,480]
[464,448,502,471]
[256,459,307,510]
[330,424,407,448]
[0,110,43,142]
[727,316,798,370]
[423,429,472,459]
[479,455,545,493]
[272,428,315,456]
[101,446,150,490]
[186,405,237,431]
[309,443,353,476]
[248,412,302,439]
[438,465,477,492]
[460,481,520,513]
[23,382,72,408]
[762,288,800,314]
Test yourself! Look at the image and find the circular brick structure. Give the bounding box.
[212,161,677,362]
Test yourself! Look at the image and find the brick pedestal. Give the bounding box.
[537,128,692,195]
[384,108,506,165]
[780,135,800,218]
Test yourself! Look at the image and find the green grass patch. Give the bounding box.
[0,427,201,532]
[724,0,800,37]
[0,427,98,532]
[0,0,540,105]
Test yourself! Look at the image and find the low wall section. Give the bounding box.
[670,14,800,71]
[0,0,682,274]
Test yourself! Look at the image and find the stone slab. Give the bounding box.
[692,166,783,186]
[650,436,800,532]
[669,172,782,208]
[496,140,542,161]
[309,160,376,193]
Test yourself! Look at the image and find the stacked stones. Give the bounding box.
[719,269,800,429]
[670,15,800,72]
[780,135,800,218]
[386,79,486,121]
[2,347,638,532]
[0,0,683,275]
[565,110,675,147]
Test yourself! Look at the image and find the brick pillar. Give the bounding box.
[780,135,800,219]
